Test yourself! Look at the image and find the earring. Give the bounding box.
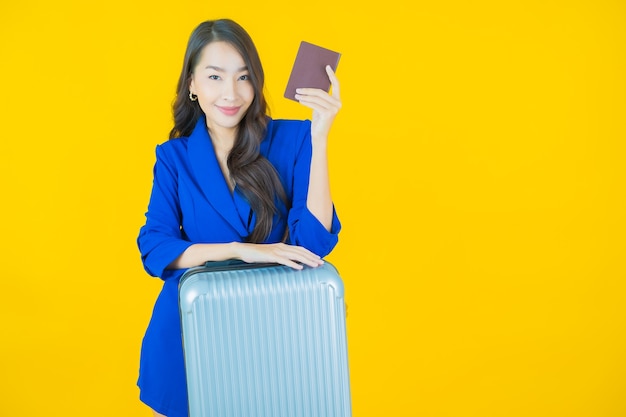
[189,92,198,101]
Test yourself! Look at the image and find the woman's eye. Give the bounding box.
[208,75,220,80]
[239,74,250,81]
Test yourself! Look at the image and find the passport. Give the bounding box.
[284,41,341,101]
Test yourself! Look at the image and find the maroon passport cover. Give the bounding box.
[284,41,341,101]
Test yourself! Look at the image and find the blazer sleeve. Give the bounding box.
[286,121,341,258]
[137,144,194,279]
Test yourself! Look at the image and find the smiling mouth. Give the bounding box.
[217,106,241,116]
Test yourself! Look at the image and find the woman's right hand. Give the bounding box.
[233,242,324,270]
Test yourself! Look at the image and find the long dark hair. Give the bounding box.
[170,19,286,243]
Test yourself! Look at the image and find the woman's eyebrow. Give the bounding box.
[204,65,248,72]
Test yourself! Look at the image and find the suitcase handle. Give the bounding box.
[180,260,283,285]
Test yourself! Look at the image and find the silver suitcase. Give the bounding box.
[179,260,351,416]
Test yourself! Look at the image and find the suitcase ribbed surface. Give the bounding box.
[179,262,351,417]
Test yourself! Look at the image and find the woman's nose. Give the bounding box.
[221,78,236,101]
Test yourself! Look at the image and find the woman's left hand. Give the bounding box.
[294,65,342,144]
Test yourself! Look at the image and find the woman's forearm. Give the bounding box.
[167,242,239,269]
[306,139,333,231]
[167,241,324,270]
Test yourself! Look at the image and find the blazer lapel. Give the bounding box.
[187,117,249,238]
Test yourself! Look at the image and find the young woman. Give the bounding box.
[136,19,342,417]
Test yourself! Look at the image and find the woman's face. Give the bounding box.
[189,41,254,138]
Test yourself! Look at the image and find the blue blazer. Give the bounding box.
[136,116,341,417]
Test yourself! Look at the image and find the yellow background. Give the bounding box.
[1,0,625,416]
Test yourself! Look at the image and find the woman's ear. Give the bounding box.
[189,78,196,95]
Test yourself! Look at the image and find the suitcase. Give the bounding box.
[179,260,351,417]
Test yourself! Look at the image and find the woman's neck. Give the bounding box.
[207,125,237,156]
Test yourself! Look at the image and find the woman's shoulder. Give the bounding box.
[267,118,311,132]
[155,136,189,159]
[145,137,190,176]
[265,118,311,146]
[261,118,312,163]
[157,135,189,151]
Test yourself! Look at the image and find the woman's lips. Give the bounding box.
[217,106,241,116]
